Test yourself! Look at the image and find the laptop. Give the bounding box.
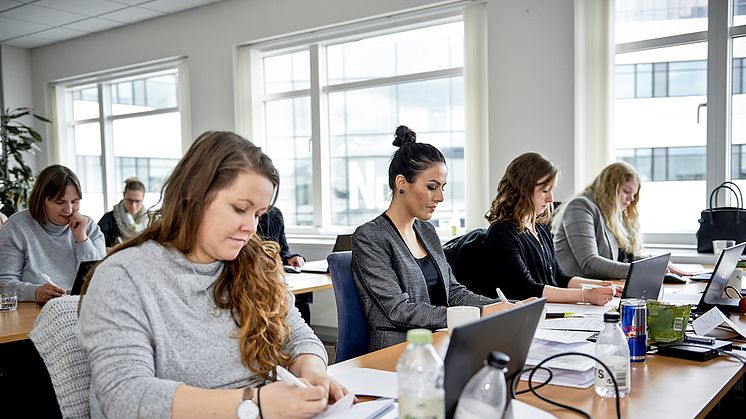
[301,234,352,273]
[70,260,100,295]
[444,298,546,419]
[663,242,746,310]
[619,253,671,300]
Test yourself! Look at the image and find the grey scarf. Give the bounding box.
[112,200,149,242]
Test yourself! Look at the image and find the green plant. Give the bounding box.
[0,107,51,217]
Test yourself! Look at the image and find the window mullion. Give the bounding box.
[705,0,732,206]
[100,83,116,213]
[309,44,329,228]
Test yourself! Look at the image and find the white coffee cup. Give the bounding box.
[446,306,480,335]
[713,239,736,255]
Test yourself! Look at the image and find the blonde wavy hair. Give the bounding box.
[485,152,558,232]
[584,162,642,255]
[82,131,289,379]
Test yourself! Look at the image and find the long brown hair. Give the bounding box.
[485,152,558,232]
[82,131,289,378]
[585,162,642,254]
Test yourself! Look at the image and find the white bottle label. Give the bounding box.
[595,355,629,391]
[399,390,445,419]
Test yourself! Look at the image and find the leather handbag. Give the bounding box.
[696,181,746,253]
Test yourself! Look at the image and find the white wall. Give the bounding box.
[1,45,38,174]
[24,0,577,327]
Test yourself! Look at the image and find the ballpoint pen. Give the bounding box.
[495,287,508,303]
[545,312,576,318]
[276,365,308,388]
[38,273,61,289]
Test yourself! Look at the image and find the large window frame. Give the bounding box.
[614,0,746,245]
[51,59,190,219]
[238,5,476,235]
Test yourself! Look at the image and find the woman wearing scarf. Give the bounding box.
[98,177,149,250]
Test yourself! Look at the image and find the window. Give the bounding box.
[56,64,185,220]
[246,16,465,232]
[613,1,746,238]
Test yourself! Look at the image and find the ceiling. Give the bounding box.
[0,0,225,49]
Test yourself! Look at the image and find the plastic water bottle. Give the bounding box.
[397,329,445,419]
[454,351,509,419]
[594,312,631,398]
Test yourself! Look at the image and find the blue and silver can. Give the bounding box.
[621,299,647,363]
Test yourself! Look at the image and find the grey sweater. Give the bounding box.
[352,214,496,351]
[553,195,631,279]
[0,210,105,301]
[78,240,327,419]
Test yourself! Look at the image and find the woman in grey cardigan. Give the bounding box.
[553,162,688,279]
[352,126,512,352]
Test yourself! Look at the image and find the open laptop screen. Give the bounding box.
[620,253,670,300]
[443,298,546,419]
[701,242,746,307]
[70,260,99,295]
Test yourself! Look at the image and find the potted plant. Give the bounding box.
[0,107,51,218]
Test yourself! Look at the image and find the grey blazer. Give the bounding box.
[553,195,631,279]
[352,214,495,351]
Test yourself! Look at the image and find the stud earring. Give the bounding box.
[399,189,404,194]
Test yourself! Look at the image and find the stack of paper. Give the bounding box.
[522,331,597,388]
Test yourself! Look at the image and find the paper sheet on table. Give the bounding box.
[525,340,596,371]
[331,368,398,399]
[545,303,612,316]
[534,329,595,344]
[313,394,395,419]
[511,400,558,418]
[692,307,746,339]
[674,263,710,275]
[539,317,605,331]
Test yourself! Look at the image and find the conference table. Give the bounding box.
[0,272,332,344]
[330,280,746,419]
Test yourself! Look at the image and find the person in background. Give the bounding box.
[98,177,150,251]
[0,165,105,303]
[484,152,618,306]
[553,161,690,279]
[352,125,515,352]
[257,206,313,324]
[79,131,346,419]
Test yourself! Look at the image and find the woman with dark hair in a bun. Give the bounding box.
[351,125,515,351]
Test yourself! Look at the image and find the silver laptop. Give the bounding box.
[619,253,671,300]
[663,243,746,309]
[301,234,352,273]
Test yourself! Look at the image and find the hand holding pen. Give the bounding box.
[35,273,66,304]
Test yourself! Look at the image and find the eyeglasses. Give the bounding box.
[125,199,143,205]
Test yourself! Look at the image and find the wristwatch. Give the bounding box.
[236,387,259,419]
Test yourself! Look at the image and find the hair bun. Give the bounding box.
[393,125,417,147]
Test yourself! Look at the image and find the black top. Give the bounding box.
[617,250,633,263]
[485,220,572,300]
[256,207,301,265]
[97,211,120,247]
[416,255,447,307]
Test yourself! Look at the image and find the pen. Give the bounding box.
[38,273,61,288]
[276,365,308,388]
[495,288,508,303]
[684,334,715,345]
[580,283,603,290]
[545,312,575,318]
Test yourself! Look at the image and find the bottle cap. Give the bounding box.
[487,351,510,368]
[406,329,433,345]
[603,312,620,322]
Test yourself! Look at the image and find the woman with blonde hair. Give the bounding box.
[484,152,618,305]
[79,131,345,419]
[553,161,688,279]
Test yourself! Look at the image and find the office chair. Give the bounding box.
[327,251,369,363]
[29,296,90,419]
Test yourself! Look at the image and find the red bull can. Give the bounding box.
[621,299,647,363]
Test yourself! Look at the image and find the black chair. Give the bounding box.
[327,251,369,363]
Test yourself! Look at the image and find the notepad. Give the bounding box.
[330,368,398,399]
[313,394,395,419]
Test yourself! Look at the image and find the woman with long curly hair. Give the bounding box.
[484,152,618,305]
[552,161,689,280]
[79,131,346,419]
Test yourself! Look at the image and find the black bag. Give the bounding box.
[696,181,746,253]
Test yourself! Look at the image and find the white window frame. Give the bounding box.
[613,0,746,245]
[51,58,190,213]
[237,3,477,236]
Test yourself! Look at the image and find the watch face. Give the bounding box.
[237,400,259,419]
